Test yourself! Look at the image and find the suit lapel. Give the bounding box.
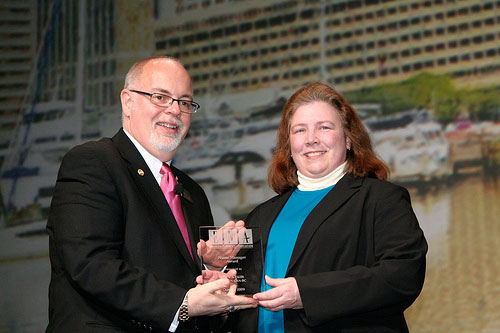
[286,175,362,274]
[260,190,293,255]
[112,129,199,275]
[179,196,202,269]
[171,166,203,270]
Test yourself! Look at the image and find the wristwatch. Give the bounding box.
[178,295,190,322]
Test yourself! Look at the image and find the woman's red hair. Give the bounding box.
[268,82,389,194]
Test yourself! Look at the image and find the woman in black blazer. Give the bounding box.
[232,82,427,332]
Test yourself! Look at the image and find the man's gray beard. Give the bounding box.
[150,131,183,153]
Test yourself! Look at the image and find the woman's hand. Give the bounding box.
[253,276,303,311]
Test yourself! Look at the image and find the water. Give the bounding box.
[406,175,500,332]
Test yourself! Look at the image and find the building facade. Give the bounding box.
[154,0,500,98]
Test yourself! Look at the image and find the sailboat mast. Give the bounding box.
[319,0,327,83]
[75,0,86,143]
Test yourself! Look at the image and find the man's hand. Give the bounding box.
[196,269,237,295]
[252,276,303,311]
[187,276,257,316]
[197,220,246,269]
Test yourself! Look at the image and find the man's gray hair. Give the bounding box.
[123,56,181,89]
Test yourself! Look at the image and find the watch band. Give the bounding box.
[178,294,190,322]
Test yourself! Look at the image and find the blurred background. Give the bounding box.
[0,0,499,331]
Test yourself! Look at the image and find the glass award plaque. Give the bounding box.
[199,226,264,296]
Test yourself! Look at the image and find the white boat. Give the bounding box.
[368,111,452,183]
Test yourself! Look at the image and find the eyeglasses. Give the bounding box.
[130,89,200,114]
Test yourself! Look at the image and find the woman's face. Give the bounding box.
[289,101,351,179]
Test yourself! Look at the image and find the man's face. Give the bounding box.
[121,59,192,162]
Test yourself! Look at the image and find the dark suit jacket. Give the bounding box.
[232,175,427,333]
[46,129,215,332]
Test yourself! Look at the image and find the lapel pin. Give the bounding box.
[137,169,145,176]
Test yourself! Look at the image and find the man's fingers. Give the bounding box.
[233,303,258,310]
[203,278,230,294]
[227,282,237,295]
[197,240,207,257]
[227,295,258,307]
[221,220,236,229]
[226,269,237,278]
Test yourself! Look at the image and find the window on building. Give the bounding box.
[486,48,496,57]
[270,16,283,26]
[472,36,483,44]
[471,5,481,13]
[255,19,267,29]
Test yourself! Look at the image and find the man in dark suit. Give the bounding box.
[46,56,256,332]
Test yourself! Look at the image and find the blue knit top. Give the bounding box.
[258,185,334,333]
